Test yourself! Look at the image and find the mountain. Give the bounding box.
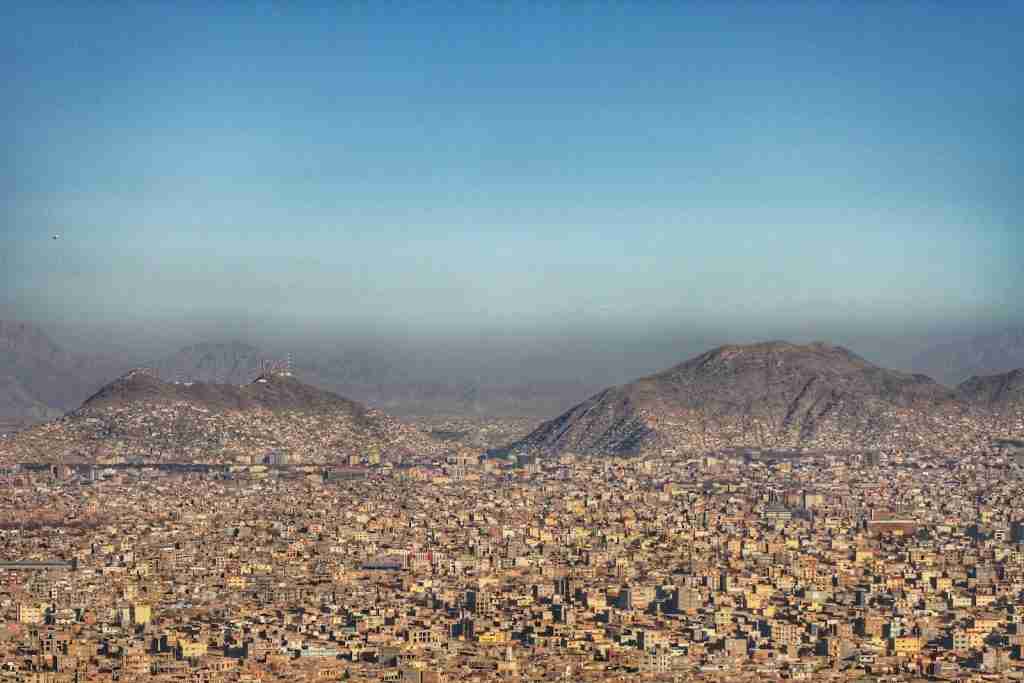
[913,327,1024,385]
[0,369,442,465]
[956,369,1024,407]
[154,341,266,385]
[1,325,603,424]
[0,375,62,431]
[508,341,1020,457]
[0,320,129,429]
[79,367,369,415]
[294,350,598,418]
[147,344,594,418]
[301,378,601,419]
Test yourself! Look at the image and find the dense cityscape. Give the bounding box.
[2,431,1024,681]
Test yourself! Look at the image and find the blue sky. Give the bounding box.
[3,1,1022,340]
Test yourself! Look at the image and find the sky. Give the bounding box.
[3,1,1023,370]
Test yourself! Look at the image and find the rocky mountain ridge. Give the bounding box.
[0,370,441,465]
[913,327,1024,385]
[153,341,266,385]
[508,341,1023,457]
[955,368,1024,407]
[0,320,128,430]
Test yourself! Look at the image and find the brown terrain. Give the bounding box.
[955,368,1024,407]
[0,320,130,431]
[0,324,597,428]
[0,369,442,465]
[509,341,1024,457]
[913,327,1024,385]
[4,337,1024,465]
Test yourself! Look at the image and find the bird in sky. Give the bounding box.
[51,234,60,240]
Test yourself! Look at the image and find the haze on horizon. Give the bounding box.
[3,2,1022,382]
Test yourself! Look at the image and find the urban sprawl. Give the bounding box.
[4,438,1024,682]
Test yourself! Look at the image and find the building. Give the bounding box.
[17,603,44,625]
[131,603,151,625]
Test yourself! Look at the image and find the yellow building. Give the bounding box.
[891,636,921,655]
[131,603,152,625]
[972,615,1001,632]
[854,550,875,565]
[17,604,44,625]
[179,640,208,659]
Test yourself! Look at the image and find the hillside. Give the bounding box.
[914,327,1024,385]
[0,374,62,430]
[0,320,130,428]
[508,341,1022,457]
[148,342,595,419]
[956,369,1024,407]
[0,369,442,465]
[154,341,265,385]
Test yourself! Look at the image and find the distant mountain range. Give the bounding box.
[913,327,1024,385]
[0,321,129,432]
[154,340,266,385]
[0,369,441,465]
[508,341,1023,457]
[0,326,598,428]
[955,368,1024,407]
[2,320,1022,461]
[151,341,600,418]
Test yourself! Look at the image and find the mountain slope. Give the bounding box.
[0,320,128,426]
[155,341,265,385]
[914,327,1024,385]
[0,375,62,428]
[0,369,441,465]
[509,341,1018,456]
[79,367,369,415]
[956,369,1024,407]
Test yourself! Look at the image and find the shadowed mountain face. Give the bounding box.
[0,375,61,429]
[154,341,266,385]
[0,325,595,428]
[956,369,1024,407]
[0,320,81,423]
[509,341,1020,457]
[0,370,440,465]
[914,328,1024,385]
[0,321,129,429]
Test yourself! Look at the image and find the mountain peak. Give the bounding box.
[3,367,440,465]
[180,340,259,353]
[665,340,872,381]
[78,366,364,417]
[155,341,266,385]
[510,340,972,457]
